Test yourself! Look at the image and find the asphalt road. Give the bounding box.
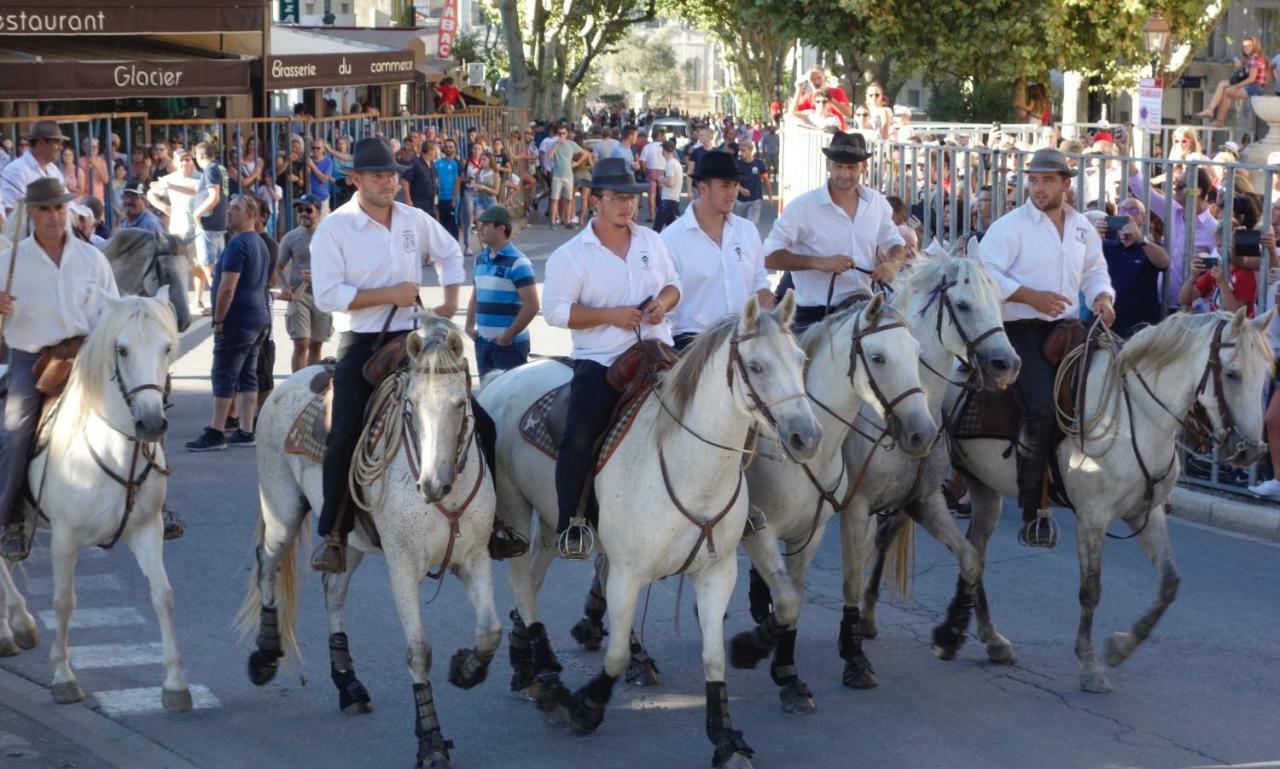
[2,210,1279,769]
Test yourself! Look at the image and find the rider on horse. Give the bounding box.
[762,131,906,332]
[0,178,121,561]
[978,147,1115,548]
[662,150,774,350]
[307,138,465,574]
[541,156,681,559]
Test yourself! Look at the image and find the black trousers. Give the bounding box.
[1005,319,1059,514]
[317,330,405,538]
[437,199,458,239]
[554,361,622,532]
[672,332,698,352]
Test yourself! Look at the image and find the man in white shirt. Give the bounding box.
[308,138,464,573]
[662,150,772,350]
[653,141,683,232]
[147,149,203,308]
[639,129,668,223]
[542,157,681,558]
[979,147,1114,548]
[0,122,67,217]
[0,179,120,560]
[763,132,906,332]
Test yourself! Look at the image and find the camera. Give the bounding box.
[1199,254,1220,270]
[1104,216,1129,241]
[1233,229,1262,257]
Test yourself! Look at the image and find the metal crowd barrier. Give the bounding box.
[1057,121,1237,158]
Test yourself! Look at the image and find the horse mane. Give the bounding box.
[408,312,468,387]
[797,297,909,361]
[656,311,785,443]
[890,254,1000,317]
[1120,311,1272,374]
[53,295,178,453]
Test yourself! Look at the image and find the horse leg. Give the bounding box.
[246,486,304,686]
[324,549,373,714]
[0,560,15,656]
[1104,505,1179,669]
[447,556,503,690]
[124,516,191,712]
[859,512,909,640]
[1074,515,1111,693]
[385,549,451,769]
[569,570,642,735]
[501,502,540,698]
[964,478,1017,665]
[730,523,802,674]
[47,530,83,704]
[771,533,823,713]
[570,554,608,651]
[0,558,37,655]
[838,503,877,689]
[907,492,982,661]
[694,557,754,768]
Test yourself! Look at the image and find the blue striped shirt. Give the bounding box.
[473,242,536,342]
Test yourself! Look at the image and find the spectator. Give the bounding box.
[863,82,894,139]
[1249,294,1280,499]
[1168,127,1202,161]
[331,135,355,208]
[130,145,153,185]
[550,126,587,229]
[792,66,851,116]
[59,147,84,197]
[435,76,462,113]
[307,139,335,214]
[685,127,716,199]
[108,160,129,223]
[241,135,265,196]
[434,137,462,240]
[1178,197,1273,316]
[192,142,229,315]
[401,140,438,218]
[151,143,176,177]
[459,141,486,251]
[734,140,768,226]
[147,148,203,308]
[572,133,595,225]
[474,152,501,219]
[886,195,920,259]
[277,194,332,372]
[1085,205,1170,337]
[185,194,272,452]
[1130,165,1218,312]
[465,205,539,377]
[793,88,847,132]
[250,195,279,410]
[654,140,682,232]
[120,179,164,235]
[639,127,666,223]
[77,137,108,202]
[1198,35,1268,126]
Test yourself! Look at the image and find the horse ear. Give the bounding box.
[772,288,796,327]
[1230,306,1248,335]
[406,329,424,358]
[965,236,981,260]
[740,293,761,333]
[1247,305,1277,334]
[446,328,466,360]
[865,292,884,323]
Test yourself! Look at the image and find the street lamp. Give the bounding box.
[1143,11,1172,76]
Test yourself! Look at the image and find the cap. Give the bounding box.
[293,194,323,208]
[477,204,513,227]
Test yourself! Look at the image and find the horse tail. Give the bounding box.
[234,495,305,664]
[885,515,915,601]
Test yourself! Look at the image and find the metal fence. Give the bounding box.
[780,122,1280,498]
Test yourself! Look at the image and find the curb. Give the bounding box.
[1170,486,1280,542]
[0,667,201,769]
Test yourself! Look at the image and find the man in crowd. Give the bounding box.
[307,139,335,215]
[734,140,769,226]
[465,205,539,377]
[147,149,203,309]
[653,140,683,232]
[1088,201,1168,337]
[661,150,771,351]
[277,194,333,372]
[0,179,120,560]
[549,126,587,229]
[979,148,1114,548]
[120,179,165,235]
[763,132,905,332]
[434,138,462,240]
[686,127,717,201]
[401,140,438,218]
[541,156,681,558]
[639,127,667,223]
[1128,166,1218,312]
[1,122,67,216]
[192,143,228,316]
[185,194,272,452]
[309,137,464,574]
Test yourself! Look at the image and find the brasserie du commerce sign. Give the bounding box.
[266,51,417,90]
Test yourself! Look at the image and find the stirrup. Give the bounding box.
[742,506,767,539]
[1018,510,1059,549]
[311,534,347,573]
[488,521,529,560]
[557,518,594,561]
[162,508,185,541]
[1,523,30,562]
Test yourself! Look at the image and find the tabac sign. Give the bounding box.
[266,51,417,90]
[0,0,265,35]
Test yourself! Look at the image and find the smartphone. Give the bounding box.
[1234,229,1262,257]
[1199,254,1220,270]
[1104,216,1128,240]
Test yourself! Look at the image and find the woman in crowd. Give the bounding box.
[60,146,85,196]
[473,152,501,217]
[78,137,109,202]
[1198,35,1269,126]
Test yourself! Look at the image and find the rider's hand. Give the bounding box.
[1030,289,1071,318]
[1092,296,1116,327]
[611,306,643,331]
[641,297,666,325]
[388,282,420,307]
[870,261,898,284]
[0,292,13,316]
[817,254,855,274]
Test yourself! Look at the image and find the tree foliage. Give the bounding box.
[662,0,791,117]
[601,29,684,109]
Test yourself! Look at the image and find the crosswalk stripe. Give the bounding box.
[68,642,163,669]
[38,607,148,631]
[22,574,122,595]
[94,684,220,718]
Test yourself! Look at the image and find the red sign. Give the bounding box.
[437,0,457,58]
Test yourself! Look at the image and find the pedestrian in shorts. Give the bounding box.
[465,205,539,377]
[277,194,334,371]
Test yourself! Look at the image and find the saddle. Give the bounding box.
[33,336,86,398]
[283,363,338,465]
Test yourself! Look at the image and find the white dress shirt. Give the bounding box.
[639,141,665,172]
[543,221,681,366]
[761,183,904,307]
[979,199,1114,322]
[311,197,465,334]
[0,234,119,353]
[662,207,770,335]
[150,171,197,237]
[0,153,66,215]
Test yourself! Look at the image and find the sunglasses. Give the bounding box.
[855,111,869,117]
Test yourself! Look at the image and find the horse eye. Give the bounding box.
[870,353,885,364]
[956,302,971,312]
[748,361,764,374]
[1224,370,1240,381]
[117,346,129,358]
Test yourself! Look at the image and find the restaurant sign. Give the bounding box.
[266,51,417,90]
[0,0,265,35]
[0,59,252,100]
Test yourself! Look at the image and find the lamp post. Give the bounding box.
[1140,11,1172,158]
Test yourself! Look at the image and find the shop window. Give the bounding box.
[304,1,315,14]
[340,2,349,12]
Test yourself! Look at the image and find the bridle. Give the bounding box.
[916,273,1006,396]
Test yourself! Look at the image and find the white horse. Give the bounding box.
[480,294,820,768]
[238,315,501,769]
[724,294,942,712]
[945,308,1273,692]
[0,295,189,709]
[102,228,194,333]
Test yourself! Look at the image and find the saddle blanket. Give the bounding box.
[519,384,650,474]
[284,394,328,465]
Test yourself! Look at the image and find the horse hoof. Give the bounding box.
[728,631,769,670]
[986,639,1018,666]
[415,749,452,769]
[448,648,491,690]
[1103,632,1136,668]
[716,751,754,769]
[625,656,659,687]
[51,681,84,704]
[12,618,38,650]
[0,638,19,657]
[931,624,966,661]
[570,617,605,651]
[162,687,193,713]
[568,690,607,735]
[842,656,878,690]
[247,649,282,686]
[859,617,878,640]
[779,680,816,714]
[1080,670,1113,694]
[535,677,571,726]
[341,698,373,715]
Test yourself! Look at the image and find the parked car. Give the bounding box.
[648,117,692,152]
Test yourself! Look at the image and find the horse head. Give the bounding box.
[102,229,192,333]
[94,294,177,442]
[1199,307,1275,467]
[729,290,822,462]
[922,245,1020,390]
[158,233,193,333]
[404,316,472,502]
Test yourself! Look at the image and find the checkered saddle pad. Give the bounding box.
[284,394,328,465]
[952,387,1021,443]
[519,384,650,474]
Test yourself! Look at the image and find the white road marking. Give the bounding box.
[94,684,220,718]
[21,574,122,595]
[38,607,147,630]
[68,642,163,669]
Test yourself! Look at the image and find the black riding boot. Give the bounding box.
[1015,418,1058,548]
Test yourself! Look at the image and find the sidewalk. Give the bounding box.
[1170,486,1280,542]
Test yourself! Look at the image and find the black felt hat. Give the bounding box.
[589,157,647,194]
[691,150,739,182]
[821,131,871,163]
[351,137,408,173]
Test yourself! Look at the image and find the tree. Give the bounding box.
[601,29,684,109]
[664,0,791,118]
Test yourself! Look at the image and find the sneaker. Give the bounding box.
[1248,478,1280,500]
[223,416,240,433]
[227,429,256,447]
[570,216,580,225]
[185,427,227,452]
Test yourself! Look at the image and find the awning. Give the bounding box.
[276,25,454,83]
[267,26,417,90]
[0,36,251,100]
[0,0,264,35]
